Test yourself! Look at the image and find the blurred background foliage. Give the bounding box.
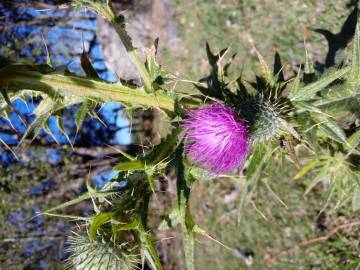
[0,0,359,269]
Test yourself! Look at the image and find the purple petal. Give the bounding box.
[182,103,249,174]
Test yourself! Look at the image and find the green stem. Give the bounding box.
[0,68,175,111]
[83,1,153,91]
[111,20,153,92]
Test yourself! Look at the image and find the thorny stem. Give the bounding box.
[84,0,153,92]
[0,68,175,111]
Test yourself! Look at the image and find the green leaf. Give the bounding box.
[145,127,181,166]
[55,116,72,145]
[290,66,350,101]
[316,115,347,144]
[352,187,360,211]
[113,160,144,171]
[138,222,163,270]
[313,82,360,114]
[75,101,96,131]
[158,204,181,230]
[81,50,100,79]
[238,143,274,223]
[145,172,156,193]
[252,44,272,83]
[293,159,319,180]
[349,28,360,82]
[182,230,195,270]
[287,66,302,97]
[347,129,360,155]
[43,189,117,214]
[42,212,90,221]
[304,47,315,75]
[145,40,167,90]
[89,212,112,241]
[205,42,227,66]
[0,64,175,111]
[19,98,70,146]
[0,137,18,160]
[246,143,267,177]
[117,218,140,231]
[304,166,328,195]
[0,89,12,107]
[174,144,195,270]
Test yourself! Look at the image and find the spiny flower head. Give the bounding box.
[65,233,140,270]
[182,103,249,174]
[238,97,279,143]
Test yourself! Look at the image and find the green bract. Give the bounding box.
[239,97,279,143]
[65,234,141,270]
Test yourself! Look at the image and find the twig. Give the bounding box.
[265,220,360,265]
[1,234,64,243]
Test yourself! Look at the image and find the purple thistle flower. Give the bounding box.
[182,103,249,174]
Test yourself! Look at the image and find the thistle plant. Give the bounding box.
[1,0,360,269]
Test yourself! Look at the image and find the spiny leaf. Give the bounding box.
[287,66,302,97]
[346,129,360,155]
[0,64,175,111]
[251,43,272,83]
[55,116,72,146]
[75,100,97,132]
[114,127,180,174]
[352,187,360,211]
[304,46,315,80]
[113,160,144,171]
[117,218,140,231]
[72,0,153,91]
[0,137,18,159]
[81,49,100,79]
[349,27,360,82]
[137,222,163,270]
[316,114,347,144]
[174,144,195,270]
[311,77,360,115]
[304,166,328,195]
[273,51,285,83]
[246,143,267,177]
[19,98,68,146]
[0,89,12,108]
[289,66,350,101]
[182,230,195,270]
[144,127,181,165]
[89,212,113,241]
[145,40,167,90]
[43,189,118,214]
[158,204,181,230]
[293,159,319,180]
[106,144,136,161]
[205,42,227,66]
[238,143,273,223]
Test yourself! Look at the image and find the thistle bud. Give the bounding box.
[65,234,140,270]
[238,97,279,143]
